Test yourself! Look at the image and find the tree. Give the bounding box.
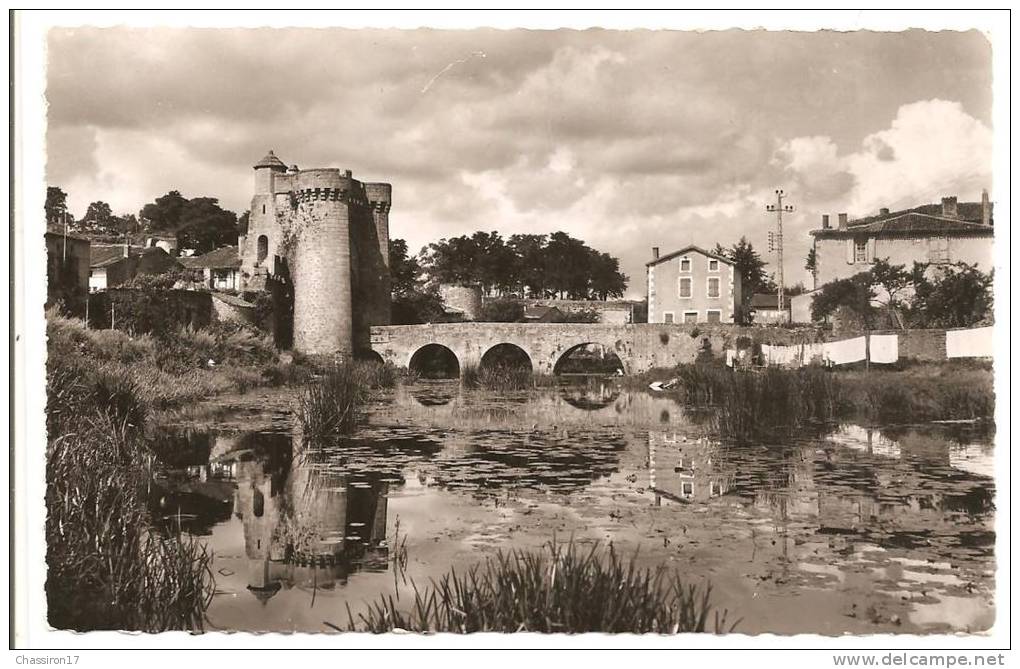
[388,238,422,296]
[508,233,547,297]
[805,246,818,286]
[909,262,993,328]
[238,211,250,236]
[588,250,628,300]
[80,201,114,233]
[716,237,775,312]
[140,190,188,232]
[175,197,238,253]
[810,273,876,324]
[869,258,911,306]
[45,186,69,226]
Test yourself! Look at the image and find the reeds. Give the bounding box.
[345,539,736,634]
[45,370,214,631]
[461,362,534,391]
[297,360,397,436]
[662,362,993,441]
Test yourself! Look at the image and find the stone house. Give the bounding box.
[809,193,994,290]
[646,245,741,324]
[45,226,91,316]
[89,244,180,291]
[180,245,242,291]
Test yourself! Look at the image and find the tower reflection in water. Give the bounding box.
[226,434,391,603]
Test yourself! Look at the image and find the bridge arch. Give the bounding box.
[408,343,460,379]
[479,342,533,373]
[553,342,627,376]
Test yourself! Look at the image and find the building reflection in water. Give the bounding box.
[221,434,392,603]
[646,431,734,505]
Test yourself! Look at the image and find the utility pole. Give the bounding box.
[766,189,794,315]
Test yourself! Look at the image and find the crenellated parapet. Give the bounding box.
[293,187,367,205]
[368,200,392,213]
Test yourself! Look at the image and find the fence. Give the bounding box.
[733,326,993,368]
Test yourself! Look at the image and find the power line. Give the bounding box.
[765,189,794,315]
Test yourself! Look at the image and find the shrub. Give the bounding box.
[297,361,395,436]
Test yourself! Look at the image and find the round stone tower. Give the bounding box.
[289,169,356,356]
[240,151,393,357]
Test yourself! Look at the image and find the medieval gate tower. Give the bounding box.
[238,150,392,356]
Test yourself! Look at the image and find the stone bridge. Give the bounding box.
[368,322,778,375]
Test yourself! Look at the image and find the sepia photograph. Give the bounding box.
[10,9,1011,657]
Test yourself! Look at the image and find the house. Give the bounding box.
[646,245,741,324]
[144,234,179,255]
[748,293,791,325]
[809,193,994,289]
[180,246,242,291]
[45,226,91,316]
[522,305,565,323]
[89,244,180,291]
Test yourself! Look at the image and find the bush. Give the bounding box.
[478,298,524,323]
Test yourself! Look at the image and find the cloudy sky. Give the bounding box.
[46,27,993,296]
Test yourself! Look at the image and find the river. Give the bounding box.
[149,380,995,635]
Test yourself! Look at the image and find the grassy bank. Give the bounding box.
[47,311,291,408]
[344,540,735,634]
[636,361,993,441]
[45,349,214,631]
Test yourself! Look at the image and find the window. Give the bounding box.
[683,311,698,324]
[708,259,719,272]
[854,239,868,263]
[678,277,692,298]
[707,277,720,298]
[663,312,674,324]
[257,235,269,265]
[681,481,694,498]
[679,257,691,272]
[706,310,722,324]
[262,204,266,214]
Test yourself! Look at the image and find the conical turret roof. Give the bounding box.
[254,150,287,170]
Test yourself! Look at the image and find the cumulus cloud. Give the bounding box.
[45,27,993,296]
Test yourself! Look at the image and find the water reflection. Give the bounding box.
[149,385,995,634]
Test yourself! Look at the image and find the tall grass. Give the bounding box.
[45,358,214,631]
[46,310,285,408]
[461,362,534,391]
[297,360,397,436]
[660,362,994,441]
[345,540,736,634]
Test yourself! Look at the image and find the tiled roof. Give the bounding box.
[179,246,240,269]
[646,245,734,267]
[89,245,130,268]
[813,200,994,237]
[210,292,254,308]
[254,150,286,170]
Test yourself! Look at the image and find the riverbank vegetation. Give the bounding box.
[45,343,214,631]
[47,310,286,408]
[297,360,398,436]
[345,540,734,634]
[639,360,993,441]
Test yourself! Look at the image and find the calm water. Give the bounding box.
[150,382,996,635]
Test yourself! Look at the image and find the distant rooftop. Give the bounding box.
[254,149,287,170]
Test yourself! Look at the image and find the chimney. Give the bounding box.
[941,196,958,218]
[982,189,991,226]
[879,207,890,216]
[821,214,830,229]
[837,213,848,230]
[652,247,660,260]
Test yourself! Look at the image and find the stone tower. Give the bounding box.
[239,151,392,356]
